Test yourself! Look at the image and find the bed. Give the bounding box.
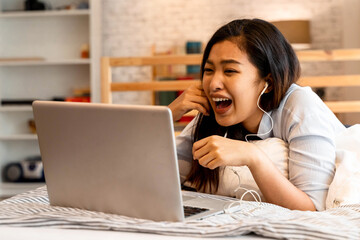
[0,186,359,239]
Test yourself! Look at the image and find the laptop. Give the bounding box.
[32,101,234,222]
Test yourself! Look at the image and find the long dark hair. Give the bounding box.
[186,19,301,193]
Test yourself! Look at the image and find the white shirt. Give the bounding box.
[176,84,346,211]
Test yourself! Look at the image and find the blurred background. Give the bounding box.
[0,0,359,198]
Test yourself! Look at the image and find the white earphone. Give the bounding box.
[244,81,273,142]
[260,82,269,96]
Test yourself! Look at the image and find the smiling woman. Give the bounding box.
[202,40,266,129]
[168,19,346,212]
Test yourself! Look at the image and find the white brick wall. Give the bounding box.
[102,0,344,105]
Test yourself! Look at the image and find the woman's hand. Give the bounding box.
[192,135,260,169]
[168,83,210,122]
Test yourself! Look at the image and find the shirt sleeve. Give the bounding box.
[175,118,196,183]
[282,89,341,211]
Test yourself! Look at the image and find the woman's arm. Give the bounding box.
[248,144,316,211]
[192,136,316,211]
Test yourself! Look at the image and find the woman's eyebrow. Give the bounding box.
[220,59,242,65]
[205,59,214,65]
[205,59,242,65]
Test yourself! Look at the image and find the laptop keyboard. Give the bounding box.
[183,205,209,217]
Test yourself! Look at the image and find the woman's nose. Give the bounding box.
[209,72,224,91]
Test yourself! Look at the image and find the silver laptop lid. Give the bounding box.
[33,101,184,222]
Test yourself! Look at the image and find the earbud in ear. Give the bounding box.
[259,82,268,97]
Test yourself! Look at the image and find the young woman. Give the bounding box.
[168,19,345,211]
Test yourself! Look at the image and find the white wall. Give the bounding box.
[102,0,354,121]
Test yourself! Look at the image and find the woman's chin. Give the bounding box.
[215,115,235,127]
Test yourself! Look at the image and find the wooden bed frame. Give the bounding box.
[101,49,360,116]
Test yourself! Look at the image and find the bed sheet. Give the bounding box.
[0,186,359,240]
[0,226,268,240]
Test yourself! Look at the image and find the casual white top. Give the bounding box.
[176,83,346,211]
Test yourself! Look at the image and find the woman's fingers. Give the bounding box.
[168,83,210,121]
[194,95,210,113]
[195,82,206,92]
[194,143,218,169]
[185,96,210,115]
[192,138,208,157]
[193,143,219,170]
[198,153,217,169]
[186,102,209,116]
[193,136,225,169]
[204,158,220,170]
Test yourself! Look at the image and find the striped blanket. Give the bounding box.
[0,186,359,239]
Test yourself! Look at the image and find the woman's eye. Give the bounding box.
[204,68,214,74]
[224,69,237,74]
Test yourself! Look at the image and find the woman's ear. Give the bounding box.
[264,74,274,93]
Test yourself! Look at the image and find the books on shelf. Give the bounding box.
[1,87,91,106]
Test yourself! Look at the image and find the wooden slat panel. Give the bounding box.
[110,74,360,92]
[298,75,360,87]
[111,74,360,92]
[101,57,112,103]
[296,48,360,62]
[111,80,200,92]
[105,48,360,68]
[325,101,360,113]
[109,54,202,66]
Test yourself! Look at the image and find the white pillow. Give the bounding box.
[326,124,360,209]
[216,138,289,201]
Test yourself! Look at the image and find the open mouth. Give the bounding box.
[213,98,232,110]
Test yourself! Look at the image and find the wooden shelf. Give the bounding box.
[0,9,90,18]
[0,106,33,112]
[0,58,91,66]
[298,75,360,87]
[297,48,360,62]
[0,134,38,141]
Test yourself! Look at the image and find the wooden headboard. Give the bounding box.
[101,48,360,117]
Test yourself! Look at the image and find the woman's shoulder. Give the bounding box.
[285,83,320,104]
[278,83,328,117]
[271,83,345,140]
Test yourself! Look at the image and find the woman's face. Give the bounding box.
[202,40,267,133]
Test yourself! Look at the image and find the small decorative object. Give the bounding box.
[2,156,44,182]
[80,43,89,58]
[77,2,89,9]
[28,119,36,134]
[64,4,77,10]
[185,41,202,75]
[24,0,45,11]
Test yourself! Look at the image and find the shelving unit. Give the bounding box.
[0,0,101,198]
